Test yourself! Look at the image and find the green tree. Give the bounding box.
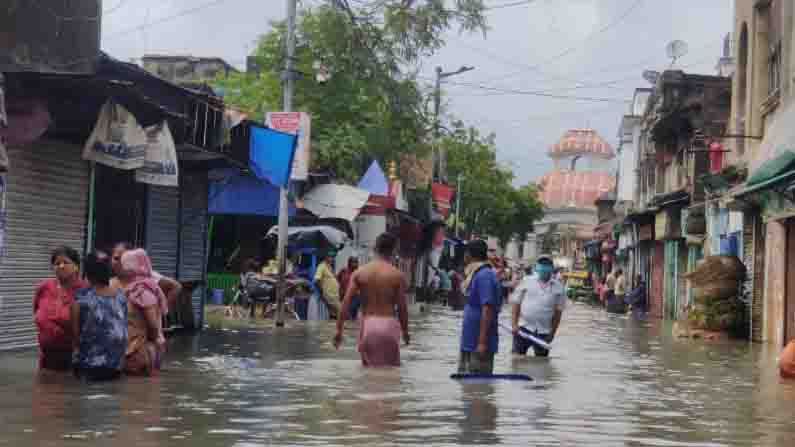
[443,121,544,243]
[215,2,486,183]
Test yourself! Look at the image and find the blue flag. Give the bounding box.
[249,125,298,188]
[357,160,389,195]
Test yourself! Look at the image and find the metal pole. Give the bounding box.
[455,173,462,238]
[275,0,298,327]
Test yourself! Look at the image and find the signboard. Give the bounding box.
[0,1,101,74]
[266,112,311,181]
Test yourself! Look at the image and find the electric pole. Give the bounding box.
[432,65,474,182]
[423,65,473,299]
[275,0,298,327]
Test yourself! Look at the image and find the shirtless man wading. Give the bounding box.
[334,232,410,367]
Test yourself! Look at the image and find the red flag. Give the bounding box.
[432,183,455,218]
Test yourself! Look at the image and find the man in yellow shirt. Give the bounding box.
[315,253,341,316]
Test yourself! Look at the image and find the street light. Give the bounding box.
[433,65,474,183]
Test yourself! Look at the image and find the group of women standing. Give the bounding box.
[33,243,172,380]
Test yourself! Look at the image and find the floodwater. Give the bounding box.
[1,303,795,447]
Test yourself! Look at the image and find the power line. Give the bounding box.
[481,0,645,83]
[484,0,541,11]
[437,79,630,103]
[103,0,130,15]
[105,0,236,39]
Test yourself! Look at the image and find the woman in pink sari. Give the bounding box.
[118,249,168,376]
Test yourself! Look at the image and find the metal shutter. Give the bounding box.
[0,142,88,350]
[145,185,179,278]
[179,171,208,328]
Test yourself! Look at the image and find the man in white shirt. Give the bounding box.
[510,255,566,357]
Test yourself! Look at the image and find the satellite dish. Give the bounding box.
[666,40,689,67]
[642,70,660,85]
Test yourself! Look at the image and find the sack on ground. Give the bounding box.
[693,278,739,302]
[685,255,746,286]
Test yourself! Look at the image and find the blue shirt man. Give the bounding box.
[458,240,502,374]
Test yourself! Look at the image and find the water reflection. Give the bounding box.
[1,304,795,446]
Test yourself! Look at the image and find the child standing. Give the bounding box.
[71,252,128,381]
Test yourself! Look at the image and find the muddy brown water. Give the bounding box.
[1,303,794,446]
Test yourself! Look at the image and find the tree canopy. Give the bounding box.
[216,0,544,241]
[216,1,486,182]
[443,121,544,243]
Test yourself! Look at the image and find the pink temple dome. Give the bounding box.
[538,169,616,209]
[548,128,615,159]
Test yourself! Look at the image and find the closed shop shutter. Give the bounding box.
[179,171,208,328]
[650,241,665,319]
[0,142,88,350]
[145,185,179,278]
[751,215,765,342]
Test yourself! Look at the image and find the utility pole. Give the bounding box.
[432,65,474,182]
[455,173,462,237]
[423,65,473,299]
[275,0,298,327]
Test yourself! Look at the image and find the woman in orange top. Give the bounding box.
[118,249,168,376]
[33,246,87,371]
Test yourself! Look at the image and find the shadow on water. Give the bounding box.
[1,303,795,446]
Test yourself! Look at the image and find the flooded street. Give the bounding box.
[1,303,795,446]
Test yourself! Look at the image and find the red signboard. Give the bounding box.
[431,183,455,218]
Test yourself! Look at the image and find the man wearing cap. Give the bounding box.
[458,239,503,374]
[510,254,566,357]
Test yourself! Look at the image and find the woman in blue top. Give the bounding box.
[70,251,128,381]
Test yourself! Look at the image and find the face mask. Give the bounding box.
[535,263,553,281]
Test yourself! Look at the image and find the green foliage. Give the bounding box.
[443,121,544,243]
[216,1,486,183]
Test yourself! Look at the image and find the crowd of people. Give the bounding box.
[330,236,568,373]
[34,243,181,380]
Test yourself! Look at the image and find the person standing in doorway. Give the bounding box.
[510,255,566,357]
[458,240,502,374]
[334,233,410,367]
[337,257,360,320]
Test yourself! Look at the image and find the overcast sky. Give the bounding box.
[101,0,733,186]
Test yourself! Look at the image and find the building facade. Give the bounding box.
[727,0,795,346]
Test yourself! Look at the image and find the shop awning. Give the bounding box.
[734,150,795,198]
[208,168,295,217]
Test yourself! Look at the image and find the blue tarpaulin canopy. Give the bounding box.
[208,168,295,216]
[249,124,298,188]
[357,160,389,195]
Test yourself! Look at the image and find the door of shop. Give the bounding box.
[785,219,795,344]
[93,165,146,251]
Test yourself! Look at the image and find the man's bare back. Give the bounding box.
[335,243,410,356]
[352,259,406,318]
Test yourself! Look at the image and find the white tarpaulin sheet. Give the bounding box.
[303,184,370,222]
[266,225,349,247]
[82,100,147,170]
[135,122,179,187]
